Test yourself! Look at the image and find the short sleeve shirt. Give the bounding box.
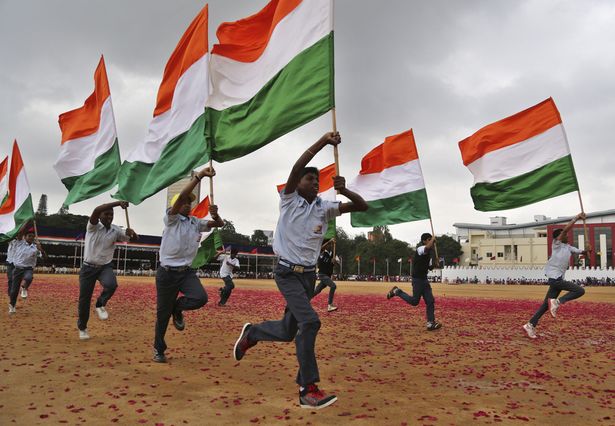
[6,239,18,263]
[159,212,211,267]
[272,191,340,266]
[12,240,40,268]
[544,240,583,279]
[84,222,129,265]
[219,254,240,278]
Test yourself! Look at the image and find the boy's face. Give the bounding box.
[560,232,568,243]
[297,172,319,200]
[179,201,191,216]
[25,233,35,244]
[100,209,114,227]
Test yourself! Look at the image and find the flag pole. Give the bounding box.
[560,118,588,249]
[124,206,131,230]
[430,218,441,268]
[208,159,215,205]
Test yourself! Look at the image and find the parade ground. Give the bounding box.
[1,276,613,425]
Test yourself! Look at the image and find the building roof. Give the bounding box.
[453,209,615,231]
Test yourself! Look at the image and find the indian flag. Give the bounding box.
[459,98,579,211]
[55,56,121,207]
[190,196,224,269]
[0,141,34,242]
[0,155,8,206]
[277,162,337,239]
[115,5,211,204]
[207,0,334,162]
[349,129,430,227]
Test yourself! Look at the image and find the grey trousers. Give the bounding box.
[9,267,33,306]
[248,264,321,386]
[314,274,337,305]
[78,263,118,331]
[154,267,208,354]
[219,276,235,305]
[530,277,585,326]
[6,262,14,296]
[396,277,436,323]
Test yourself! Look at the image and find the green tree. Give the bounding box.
[219,220,251,245]
[434,234,463,266]
[250,229,269,246]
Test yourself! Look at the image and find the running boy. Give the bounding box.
[386,233,442,331]
[78,201,137,340]
[232,132,368,409]
[313,239,338,312]
[9,223,43,314]
[523,213,590,339]
[5,236,19,296]
[217,247,240,306]
[153,167,224,363]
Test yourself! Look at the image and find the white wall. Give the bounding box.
[441,266,615,281]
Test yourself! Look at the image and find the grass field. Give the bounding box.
[1,275,613,425]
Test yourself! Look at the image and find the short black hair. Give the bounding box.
[421,233,432,243]
[300,167,319,179]
[231,247,239,255]
[553,229,563,239]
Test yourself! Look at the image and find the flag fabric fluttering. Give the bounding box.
[277,162,337,239]
[458,97,579,211]
[0,141,35,242]
[190,196,224,269]
[55,56,121,207]
[207,0,334,162]
[349,129,431,227]
[116,5,211,204]
[0,156,9,207]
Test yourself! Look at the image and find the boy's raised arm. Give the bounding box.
[284,132,340,194]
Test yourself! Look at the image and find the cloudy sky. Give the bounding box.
[1,0,614,244]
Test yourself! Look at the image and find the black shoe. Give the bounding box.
[427,321,442,331]
[299,384,338,409]
[218,301,226,307]
[153,350,167,363]
[233,323,256,361]
[172,309,185,331]
[386,286,399,300]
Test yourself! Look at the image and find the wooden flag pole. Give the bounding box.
[124,207,131,230]
[577,190,589,248]
[430,218,441,268]
[209,159,215,205]
[332,108,340,175]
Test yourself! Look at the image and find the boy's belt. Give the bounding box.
[278,259,315,273]
[161,265,191,272]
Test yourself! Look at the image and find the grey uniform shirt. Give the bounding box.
[544,240,583,279]
[159,212,211,267]
[273,191,340,266]
[12,240,40,268]
[84,222,129,265]
[219,254,240,278]
[6,239,17,263]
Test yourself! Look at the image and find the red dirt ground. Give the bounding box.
[1,275,613,425]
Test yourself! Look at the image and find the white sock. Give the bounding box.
[299,386,305,392]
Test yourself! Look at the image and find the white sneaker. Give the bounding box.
[548,298,560,318]
[327,305,338,312]
[21,287,28,299]
[96,306,109,320]
[523,323,537,339]
[79,329,90,340]
[8,304,16,315]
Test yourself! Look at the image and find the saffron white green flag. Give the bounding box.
[190,196,224,269]
[458,97,579,211]
[0,141,35,242]
[207,0,334,162]
[349,129,431,227]
[55,56,121,207]
[115,5,211,204]
[0,155,8,206]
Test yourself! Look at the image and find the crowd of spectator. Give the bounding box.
[445,276,614,286]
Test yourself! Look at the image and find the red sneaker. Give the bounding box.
[233,323,256,361]
[299,384,337,409]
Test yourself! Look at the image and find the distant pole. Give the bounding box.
[123,243,128,275]
[399,261,402,276]
[73,245,77,269]
[372,258,376,276]
[386,258,389,277]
